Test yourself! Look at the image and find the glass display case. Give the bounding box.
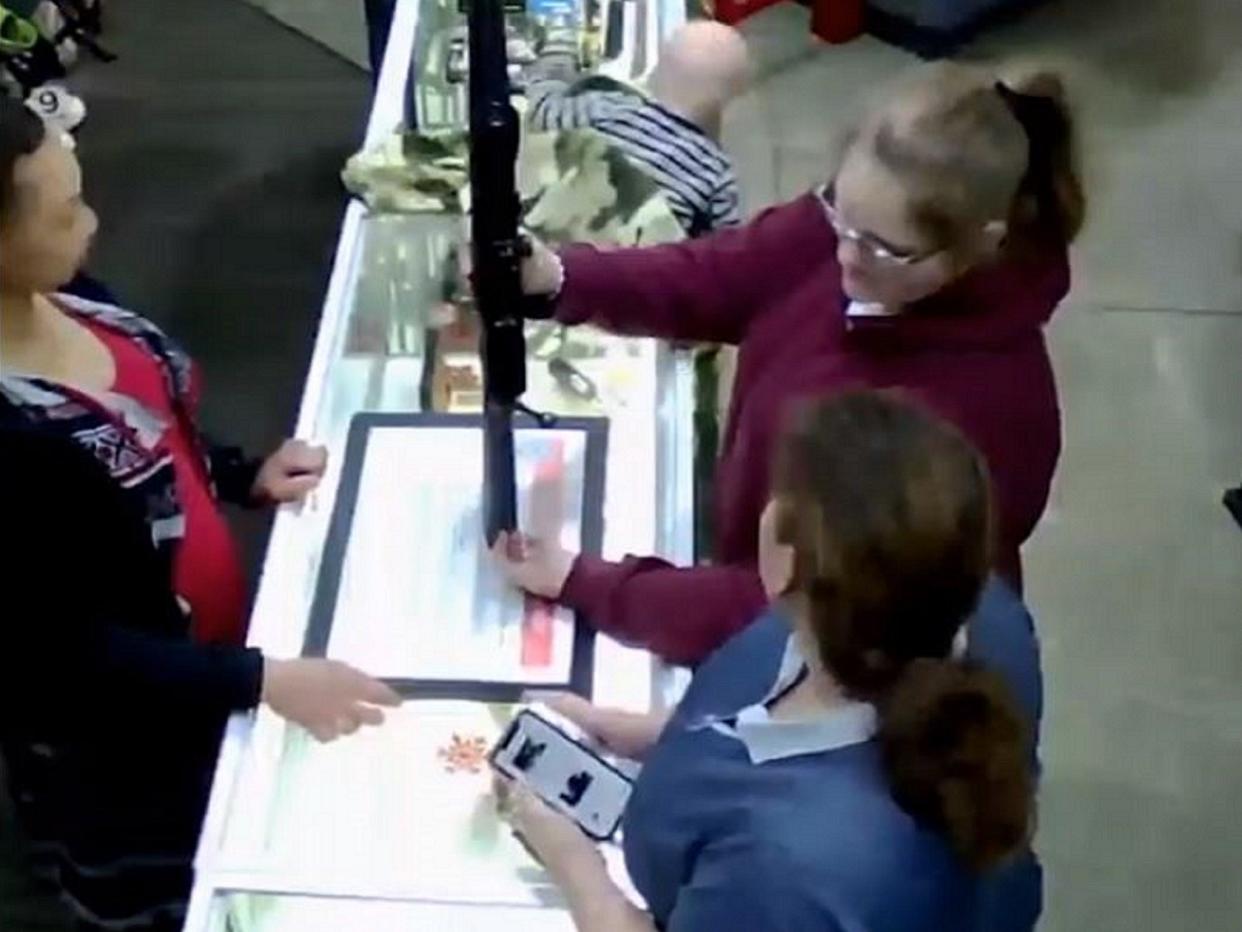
[182,0,691,927]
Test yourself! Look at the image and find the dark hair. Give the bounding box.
[861,62,1084,255]
[0,96,47,223]
[774,391,1032,870]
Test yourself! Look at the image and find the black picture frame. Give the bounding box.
[302,411,608,703]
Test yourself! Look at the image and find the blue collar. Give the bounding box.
[694,635,877,764]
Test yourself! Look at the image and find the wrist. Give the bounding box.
[639,709,672,750]
[559,852,620,911]
[549,250,566,298]
[553,549,577,599]
[260,656,286,705]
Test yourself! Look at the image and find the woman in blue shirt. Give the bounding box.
[499,391,1037,931]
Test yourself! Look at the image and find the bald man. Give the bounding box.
[526,21,751,237]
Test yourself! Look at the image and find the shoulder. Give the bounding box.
[53,291,160,330]
[570,74,642,98]
[676,609,790,717]
[53,293,195,387]
[689,802,970,932]
[740,192,834,260]
[1013,241,1071,300]
[567,81,644,115]
[966,578,1039,681]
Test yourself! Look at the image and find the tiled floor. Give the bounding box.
[245,0,370,68]
[110,0,1242,928]
[725,8,1242,928]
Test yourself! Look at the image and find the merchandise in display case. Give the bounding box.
[183,0,693,928]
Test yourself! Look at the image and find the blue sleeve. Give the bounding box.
[965,577,1045,932]
[965,577,1043,757]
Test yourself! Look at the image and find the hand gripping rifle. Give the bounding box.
[466,0,553,543]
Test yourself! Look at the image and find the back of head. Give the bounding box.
[773,391,1032,870]
[0,96,48,224]
[850,61,1085,256]
[648,22,751,127]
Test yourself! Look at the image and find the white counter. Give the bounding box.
[182,0,691,928]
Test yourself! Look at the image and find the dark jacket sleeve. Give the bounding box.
[205,440,264,507]
[1,430,264,726]
[185,362,262,508]
[75,624,264,716]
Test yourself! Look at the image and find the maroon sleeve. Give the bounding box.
[559,554,769,666]
[554,196,823,346]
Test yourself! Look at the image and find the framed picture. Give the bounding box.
[304,412,607,701]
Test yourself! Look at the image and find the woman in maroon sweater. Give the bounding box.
[497,63,1085,665]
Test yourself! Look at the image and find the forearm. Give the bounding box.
[84,625,265,715]
[556,239,751,346]
[630,709,672,759]
[553,199,818,345]
[560,860,657,932]
[561,555,769,666]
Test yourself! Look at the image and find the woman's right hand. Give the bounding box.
[261,658,402,742]
[456,235,562,297]
[520,236,564,297]
[525,691,668,762]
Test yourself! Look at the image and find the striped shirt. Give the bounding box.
[527,56,741,237]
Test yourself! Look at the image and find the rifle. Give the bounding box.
[465,0,552,543]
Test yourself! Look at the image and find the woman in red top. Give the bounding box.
[496,63,1085,665]
[0,110,324,648]
[0,97,397,739]
[77,316,319,645]
[1,96,399,932]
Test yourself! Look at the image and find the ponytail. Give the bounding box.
[879,658,1033,871]
[775,391,1034,871]
[996,72,1086,246]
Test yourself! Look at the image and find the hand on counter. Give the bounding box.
[523,691,669,762]
[491,530,576,600]
[261,658,401,742]
[252,439,328,505]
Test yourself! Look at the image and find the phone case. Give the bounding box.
[490,705,632,841]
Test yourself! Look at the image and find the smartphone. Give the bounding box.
[491,703,633,841]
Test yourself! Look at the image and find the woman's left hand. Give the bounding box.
[253,440,328,505]
[498,779,603,884]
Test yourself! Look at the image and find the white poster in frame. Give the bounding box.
[303,413,607,700]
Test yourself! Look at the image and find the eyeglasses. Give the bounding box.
[819,185,938,267]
